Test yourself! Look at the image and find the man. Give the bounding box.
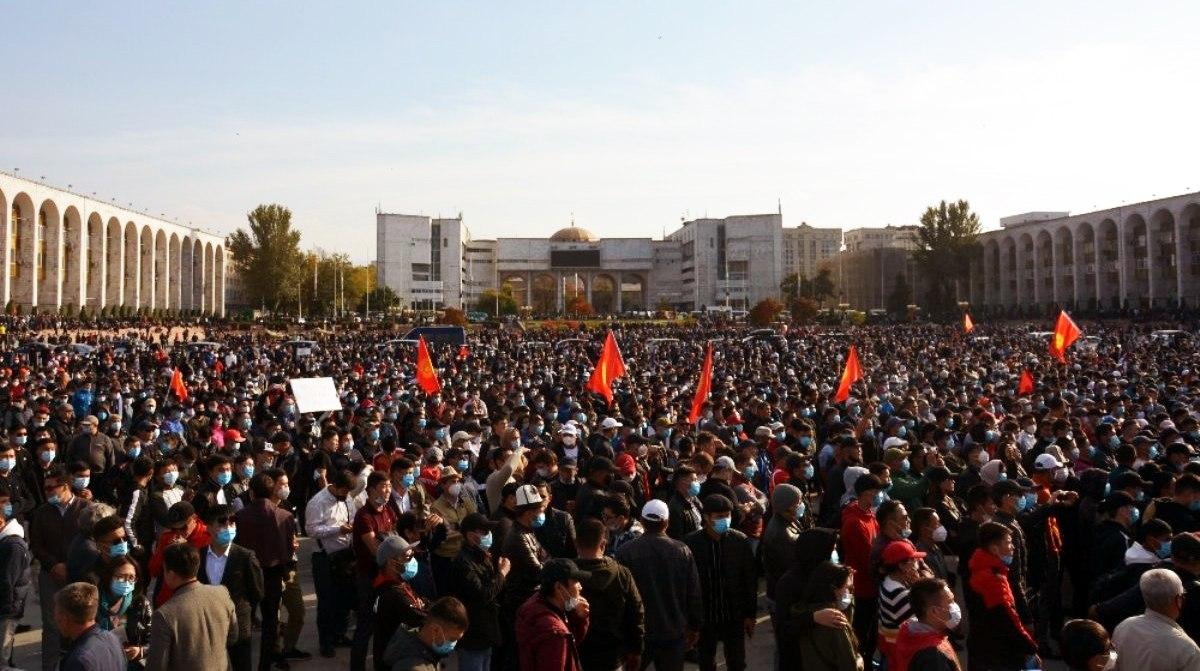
[1112,568,1200,670]
[841,472,883,661]
[991,478,1034,621]
[382,596,470,671]
[615,499,702,671]
[449,512,509,671]
[575,517,644,671]
[30,465,88,671]
[683,495,756,671]
[54,582,125,671]
[429,465,475,587]
[501,484,550,667]
[1145,472,1200,534]
[966,521,1039,671]
[67,415,116,498]
[305,468,357,657]
[515,558,592,671]
[146,543,238,671]
[666,466,703,540]
[193,454,239,522]
[0,480,29,666]
[762,483,803,602]
[892,578,961,671]
[199,504,264,671]
[350,470,396,671]
[235,472,298,671]
[0,441,32,522]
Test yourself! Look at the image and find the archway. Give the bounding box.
[11,193,36,305]
[1035,230,1053,308]
[1000,237,1016,307]
[181,236,193,312]
[562,274,585,312]
[983,239,999,308]
[1053,226,1074,308]
[86,214,104,308]
[154,229,168,310]
[591,274,617,313]
[499,274,526,310]
[1019,233,1034,306]
[1123,214,1148,307]
[123,222,139,307]
[215,245,225,316]
[192,239,204,311]
[1097,219,1120,309]
[1182,203,1200,304]
[36,199,61,309]
[1150,208,1178,307]
[1075,222,1096,308]
[530,273,556,314]
[621,273,646,311]
[106,219,123,307]
[203,242,214,313]
[169,234,181,311]
[62,206,83,309]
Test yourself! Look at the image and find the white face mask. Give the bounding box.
[932,525,948,543]
[561,436,576,446]
[447,483,463,499]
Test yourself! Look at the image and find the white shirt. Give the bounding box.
[304,487,356,553]
[391,489,412,515]
[205,546,230,585]
[1114,609,1200,671]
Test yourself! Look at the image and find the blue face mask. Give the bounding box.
[435,429,448,441]
[799,436,812,448]
[478,532,493,550]
[900,458,911,473]
[688,481,701,498]
[108,541,129,558]
[1158,540,1174,559]
[712,516,731,535]
[1,503,11,519]
[532,512,547,528]
[1016,493,1031,512]
[402,557,419,581]
[985,430,999,443]
[1129,507,1141,524]
[795,502,807,519]
[162,471,179,487]
[1149,444,1161,460]
[127,446,141,459]
[897,426,907,438]
[13,436,26,447]
[457,459,469,472]
[804,464,815,480]
[73,477,90,491]
[838,590,853,610]
[0,458,13,472]
[370,429,380,441]
[417,418,427,429]
[401,473,416,488]
[216,526,237,545]
[48,493,62,506]
[871,492,885,509]
[1000,554,1014,566]
[433,636,457,656]
[742,467,757,480]
[1108,435,1120,449]
[216,471,233,487]
[111,578,135,598]
[830,549,841,564]
[240,465,255,479]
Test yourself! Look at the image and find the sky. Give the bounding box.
[3,2,1200,263]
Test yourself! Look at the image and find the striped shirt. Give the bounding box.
[878,576,914,644]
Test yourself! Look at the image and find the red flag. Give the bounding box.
[963,313,975,333]
[1018,369,1035,396]
[457,344,469,360]
[415,336,442,395]
[1049,310,1081,363]
[586,331,627,405]
[834,346,863,403]
[688,342,714,424]
[170,368,189,401]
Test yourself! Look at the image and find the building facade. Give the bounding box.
[783,222,842,281]
[0,171,226,315]
[376,210,825,312]
[843,225,919,252]
[971,192,1200,312]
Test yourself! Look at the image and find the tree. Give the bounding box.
[748,298,784,326]
[441,307,467,326]
[475,288,518,316]
[227,204,305,312]
[781,273,800,304]
[913,199,982,315]
[792,297,820,324]
[566,294,594,316]
[886,272,912,318]
[811,268,836,305]
[357,286,399,313]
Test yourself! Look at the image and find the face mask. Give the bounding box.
[799,436,812,448]
[39,451,55,464]
[278,486,290,500]
[433,637,456,656]
[688,481,701,498]
[900,527,912,539]
[13,436,26,446]
[1158,540,1173,559]
[897,426,907,438]
[216,526,237,545]
[932,525,948,543]
[532,512,547,528]
[563,592,581,613]
[562,436,576,446]
[794,502,807,519]
[402,557,419,581]
[73,477,90,490]
[48,492,63,506]
[162,471,179,487]
[975,450,990,467]
[401,473,415,488]
[985,430,998,443]
[830,548,841,564]
[108,541,129,558]
[448,483,463,498]
[945,601,962,629]
[0,458,13,473]
[457,459,470,472]
[712,516,731,535]
[478,532,493,550]
[1129,507,1141,524]
[871,492,885,509]
[838,590,853,610]
[1108,435,1120,449]
[1070,447,1080,461]
[900,458,911,473]
[111,578,135,598]
[1,503,11,519]
[216,471,233,487]
[803,464,815,480]
[742,466,757,480]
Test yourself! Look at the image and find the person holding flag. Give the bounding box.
[1049,310,1081,363]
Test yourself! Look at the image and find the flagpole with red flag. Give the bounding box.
[963,313,975,333]
[586,331,627,406]
[688,342,714,424]
[170,368,189,401]
[834,345,864,403]
[415,336,442,395]
[1018,369,1035,396]
[1049,310,1081,363]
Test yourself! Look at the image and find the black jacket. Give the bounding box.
[667,493,702,541]
[1089,519,1130,582]
[500,523,547,617]
[197,542,264,643]
[615,532,702,643]
[683,527,757,623]
[449,544,505,649]
[0,530,31,619]
[374,580,427,671]
[534,508,577,559]
[761,515,801,600]
[575,556,644,668]
[1149,497,1199,534]
[1095,561,1200,640]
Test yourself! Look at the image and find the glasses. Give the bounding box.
[113,574,136,583]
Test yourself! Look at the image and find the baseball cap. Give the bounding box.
[166,501,196,529]
[515,484,544,507]
[600,417,623,430]
[460,513,498,535]
[992,479,1028,498]
[754,426,773,437]
[883,445,910,462]
[437,466,462,482]
[1033,453,1063,471]
[714,456,736,471]
[641,499,669,522]
[558,424,578,436]
[451,431,472,444]
[538,558,590,588]
[882,540,926,565]
[376,534,419,567]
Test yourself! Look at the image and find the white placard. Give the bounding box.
[289,377,343,413]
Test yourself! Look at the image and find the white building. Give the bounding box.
[783,222,842,280]
[844,225,919,252]
[0,171,226,314]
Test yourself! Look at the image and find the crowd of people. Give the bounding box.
[0,317,1198,670]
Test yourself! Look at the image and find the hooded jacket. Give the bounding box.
[0,520,30,619]
[966,549,1036,668]
[774,528,838,653]
[892,620,959,671]
[840,502,879,598]
[516,592,589,671]
[382,626,440,671]
[575,555,644,669]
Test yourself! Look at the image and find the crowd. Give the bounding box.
[0,318,1198,670]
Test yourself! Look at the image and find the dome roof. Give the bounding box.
[549,225,598,242]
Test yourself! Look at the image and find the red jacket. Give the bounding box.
[148,522,212,606]
[516,593,589,671]
[841,502,879,597]
[892,620,960,671]
[967,549,1037,662]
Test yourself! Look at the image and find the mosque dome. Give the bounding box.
[549,225,598,242]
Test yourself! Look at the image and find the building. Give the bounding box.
[836,247,922,311]
[376,209,803,312]
[782,222,842,280]
[971,191,1200,312]
[843,225,919,252]
[0,171,226,315]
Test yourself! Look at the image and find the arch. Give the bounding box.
[10,193,36,306]
[1052,226,1074,308]
[590,273,617,313]
[620,273,646,311]
[1181,203,1200,305]
[1035,229,1053,308]
[36,199,62,309]
[1018,232,1035,307]
[1074,222,1096,308]
[154,229,168,310]
[215,245,225,316]
[192,239,204,312]
[61,206,83,309]
[530,273,557,314]
[1097,218,1120,309]
[203,242,214,314]
[983,238,1000,308]
[180,236,193,312]
[169,234,181,311]
[1123,213,1149,307]
[139,227,154,309]
[1149,208,1178,307]
[86,213,104,308]
[499,273,527,309]
[0,185,7,304]
[1000,236,1017,307]
[123,222,139,307]
[106,219,123,307]
[563,274,585,312]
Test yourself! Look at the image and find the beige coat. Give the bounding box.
[146,580,238,671]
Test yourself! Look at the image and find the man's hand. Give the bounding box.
[814,607,849,629]
[77,489,94,501]
[685,629,700,649]
[497,557,511,577]
[424,513,444,532]
[50,562,67,583]
[743,617,756,638]
[339,523,354,535]
[573,596,590,620]
[123,645,140,661]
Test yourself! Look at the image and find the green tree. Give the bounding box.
[475,287,518,316]
[227,204,305,312]
[357,286,399,313]
[913,199,982,315]
[810,268,836,305]
[781,273,800,304]
[886,272,911,318]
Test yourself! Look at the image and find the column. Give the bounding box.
[1071,227,1083,309]
[555,273,563,313]
[1146,221,1157,309]
[1013,243,1024,308]
[585,274,592,305]
[1117,223,1128,309]
[615,272,623,313]
[1050,237,1059,307]
[525,272,532,308]
[1176,212,1188,307]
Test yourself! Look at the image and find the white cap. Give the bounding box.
[451,431,472,444]
[600,417,623,430]
[515,484,544,507]
[755,425,773,437]
[1033,453,1063,471]
[715,456,736,471]
[882,436,909,451]
[980,459,1007,486]
[558,424,578,436]
[641,499,669,522]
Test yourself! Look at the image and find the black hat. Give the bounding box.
[992,479,1028,498]
[166,501,196,529]
[589,456,615,473]
[1101,491,1136,514]
[203,503,235,524]
[702,494,734,514]
[538,558,590,588]
[460,513,498,535]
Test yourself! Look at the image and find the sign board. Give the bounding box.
[289,377,343,414]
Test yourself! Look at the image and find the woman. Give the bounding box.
[797,561,862,671]
[98,556,152,668]
[1060,619,1115,671]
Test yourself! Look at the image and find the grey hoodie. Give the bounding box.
[382,626,440,671]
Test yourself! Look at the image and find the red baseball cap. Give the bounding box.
[881,540,926,565]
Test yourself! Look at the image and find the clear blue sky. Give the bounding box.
[3,2,1199,262]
